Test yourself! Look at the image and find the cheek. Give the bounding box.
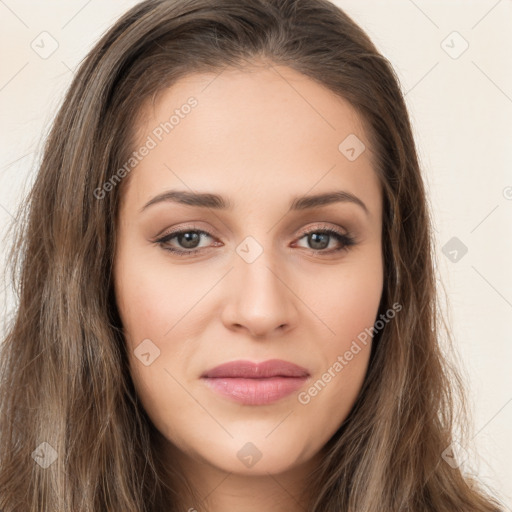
[113,246,209,411]
[114,248,199,346]
[114,254,197,438]
[301,252,383,404]
[309,251,384,347]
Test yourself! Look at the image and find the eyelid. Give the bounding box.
[295,222,348,238]
[154,222,217,241]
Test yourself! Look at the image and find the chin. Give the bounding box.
[193,436,313,476]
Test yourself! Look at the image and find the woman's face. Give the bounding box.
[113,64,383,477]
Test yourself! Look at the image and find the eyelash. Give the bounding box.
[155,224,357,257]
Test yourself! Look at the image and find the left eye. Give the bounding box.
[156,227,356,256]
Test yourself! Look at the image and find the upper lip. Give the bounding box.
[201,359,310,379]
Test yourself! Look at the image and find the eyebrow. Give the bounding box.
[140,189,369,216]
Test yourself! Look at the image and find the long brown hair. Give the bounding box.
[0,0,505,510]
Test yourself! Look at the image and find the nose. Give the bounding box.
[221,248,300,339]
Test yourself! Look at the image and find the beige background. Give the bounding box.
[0,0,511,507]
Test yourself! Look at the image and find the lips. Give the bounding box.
[201,359,310,405]
[201,359,310,379]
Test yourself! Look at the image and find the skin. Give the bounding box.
[113,62,383,511]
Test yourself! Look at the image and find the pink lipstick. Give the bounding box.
[201,359,310,405]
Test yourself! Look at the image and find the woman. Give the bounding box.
[0,0,505,510]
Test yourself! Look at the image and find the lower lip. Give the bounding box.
[202,376,308,405]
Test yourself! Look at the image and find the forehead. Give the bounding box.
[125,64,381,218]
[136,64,373,154]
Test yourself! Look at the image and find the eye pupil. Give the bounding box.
[309,233,329,250]
[178,232,200,249]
